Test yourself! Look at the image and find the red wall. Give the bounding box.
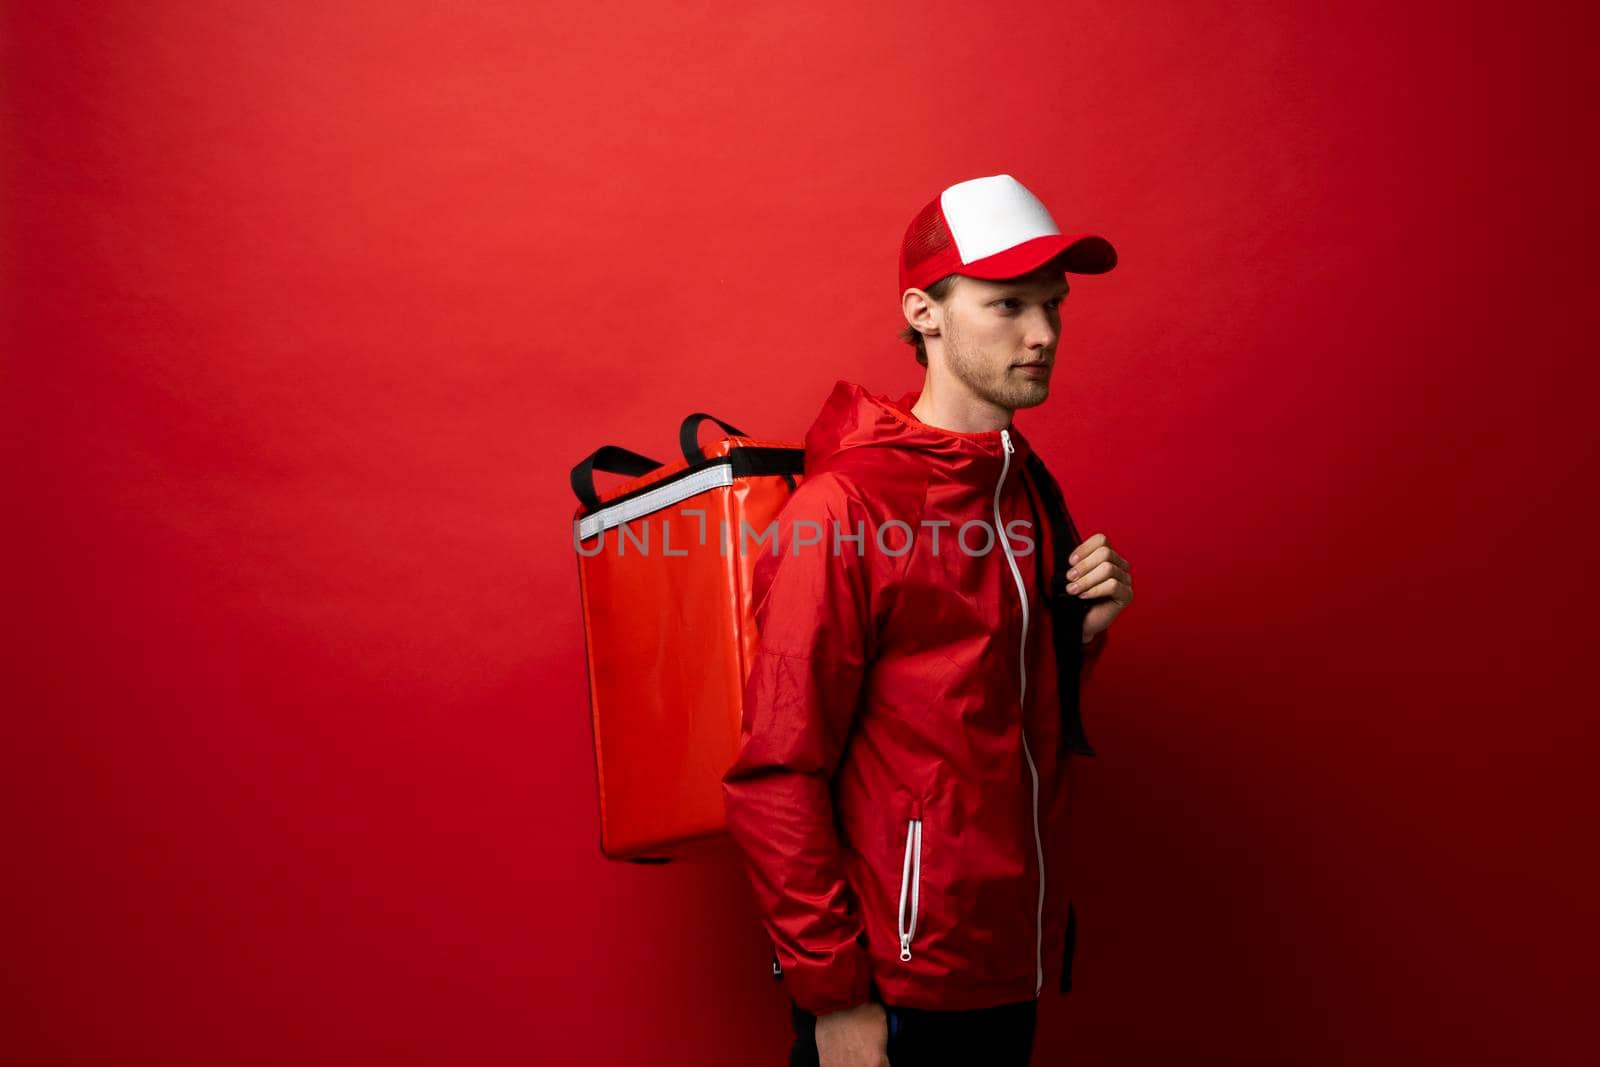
[4,2,1592,1063]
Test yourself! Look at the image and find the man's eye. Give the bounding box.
[995,299,1020,311]
[1045,298,1063,310]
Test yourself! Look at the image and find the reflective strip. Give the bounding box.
[999,429,1046,996]
[897,818,922,962]
[575,464,734,541]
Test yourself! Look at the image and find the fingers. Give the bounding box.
[1076,575,1130,602]
[1065,559,1130,596]
[1067,536,1129,579]
[1067,533,1105,566]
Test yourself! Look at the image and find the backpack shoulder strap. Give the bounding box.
[1022,452,1097,757]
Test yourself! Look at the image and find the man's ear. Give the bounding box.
[902,288,941,337]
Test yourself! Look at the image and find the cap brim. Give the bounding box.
[956,233,1117,280]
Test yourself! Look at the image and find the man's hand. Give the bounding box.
[1067,533,1133,643]
[815,1000,890,1067]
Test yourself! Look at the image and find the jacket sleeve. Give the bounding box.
[1081,625,1111,686]
[720,473,877,1016]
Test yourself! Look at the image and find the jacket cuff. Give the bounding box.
[783,938,874,1017]
[1080,627,1111,684]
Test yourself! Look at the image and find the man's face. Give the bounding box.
[935,268,1069,411]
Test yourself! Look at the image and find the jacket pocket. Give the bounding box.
[896,801,924,962]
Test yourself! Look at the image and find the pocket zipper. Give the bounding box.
[897,817,923,961]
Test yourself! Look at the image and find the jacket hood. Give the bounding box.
[802,379,1035,479]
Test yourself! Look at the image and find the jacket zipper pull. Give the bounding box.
[1001,428,1014,454]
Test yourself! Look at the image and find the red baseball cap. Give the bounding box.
[899,173,1117,294]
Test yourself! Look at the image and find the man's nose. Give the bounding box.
[1024,307,1059,349]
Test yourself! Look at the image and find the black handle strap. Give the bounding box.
[678,412,751,463]
[680,411,797,493]
[1022,453,1097,757]
[570,445,665,511]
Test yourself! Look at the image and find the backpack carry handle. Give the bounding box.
[680,411,799,492]
[678,412,751,463]
[570,445,665,511]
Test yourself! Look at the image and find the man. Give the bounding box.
[722,174,1134,1067]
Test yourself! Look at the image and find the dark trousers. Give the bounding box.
[787,997,1037,1067]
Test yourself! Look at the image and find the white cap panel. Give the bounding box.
[939,174,1062,263]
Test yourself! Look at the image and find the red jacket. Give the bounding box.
[721,380,1109,1015]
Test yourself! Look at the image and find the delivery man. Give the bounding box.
[722,174,1134,1067]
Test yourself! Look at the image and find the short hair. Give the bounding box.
[898,273,961,367]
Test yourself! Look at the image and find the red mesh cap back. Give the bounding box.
[899,196,957,294]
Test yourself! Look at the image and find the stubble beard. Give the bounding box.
[939,310,1051,412]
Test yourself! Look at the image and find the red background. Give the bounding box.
[4,2,1593,1063]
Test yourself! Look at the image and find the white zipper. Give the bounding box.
[897,817,923,961]
[998,428,1046,996]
